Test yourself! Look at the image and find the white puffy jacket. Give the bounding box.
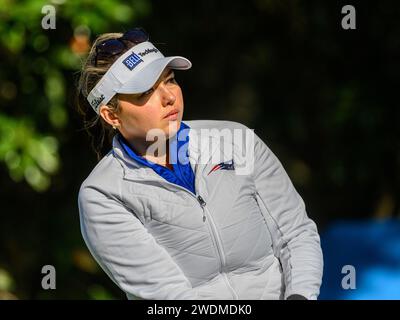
[78,120,323,300]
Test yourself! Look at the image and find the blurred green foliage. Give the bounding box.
[0,0,149,191]
[0,0,398,300]
[0,0,150,299]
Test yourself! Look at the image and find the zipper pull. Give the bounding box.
[197,195,206,207]
[197,195,207,222]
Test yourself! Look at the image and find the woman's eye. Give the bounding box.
[167,77,176,83]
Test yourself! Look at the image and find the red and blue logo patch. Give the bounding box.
[207,159,235,175]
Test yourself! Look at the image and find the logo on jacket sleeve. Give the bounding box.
[207,159,235,175]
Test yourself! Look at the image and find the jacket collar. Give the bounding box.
[112,121,221,182]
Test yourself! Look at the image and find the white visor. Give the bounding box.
[87,41,192,113]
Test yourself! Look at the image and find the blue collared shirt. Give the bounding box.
[118,121,196,195]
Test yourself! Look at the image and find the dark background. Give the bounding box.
[0,0,398,299]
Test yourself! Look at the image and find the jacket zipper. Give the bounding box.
[203,205,239,299]
[148,177,208,222]
[126,163,207,222]
[184,187,238,299]
[172,162,207,221]
[125,167,238,299]
[197,195,207,222]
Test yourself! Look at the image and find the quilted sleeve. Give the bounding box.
[250,130,324,300]
[78,184,200,300]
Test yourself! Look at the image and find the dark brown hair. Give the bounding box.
[76,32,137,160]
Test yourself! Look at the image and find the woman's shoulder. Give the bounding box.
[183,119,250,131]
[184,120,254,149]
[79,150,124,199]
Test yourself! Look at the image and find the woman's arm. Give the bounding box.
[251,130,324,300]
[78,184,199,300]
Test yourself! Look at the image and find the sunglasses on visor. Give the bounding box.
[94,28,149,66]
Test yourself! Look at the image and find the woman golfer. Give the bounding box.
[77,28,323,300]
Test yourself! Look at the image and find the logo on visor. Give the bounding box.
[138,48,159,57]
[123,52,143,70]
[90,94,105,110]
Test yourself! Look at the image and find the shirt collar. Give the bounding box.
[117,121,191,170]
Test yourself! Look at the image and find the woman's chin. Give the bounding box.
[164,119,181,137]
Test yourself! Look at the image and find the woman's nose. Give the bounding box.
[159,83,176,106]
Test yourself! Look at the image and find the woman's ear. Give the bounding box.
[99,105,120,128]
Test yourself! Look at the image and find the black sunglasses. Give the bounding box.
[94,28,149,66]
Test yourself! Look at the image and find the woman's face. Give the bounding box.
[112,67,184,143]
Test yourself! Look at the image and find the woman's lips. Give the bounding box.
[164,110,179,120]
